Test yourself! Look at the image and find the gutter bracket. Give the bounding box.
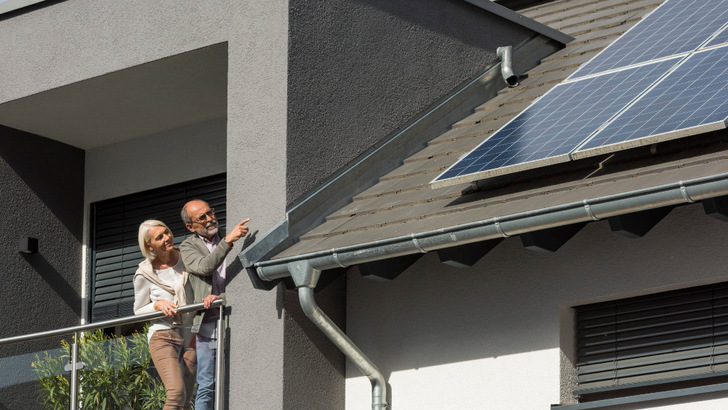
[583,200,600,221]
[679,181,695,203]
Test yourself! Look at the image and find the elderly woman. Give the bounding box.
[133,220,196,410]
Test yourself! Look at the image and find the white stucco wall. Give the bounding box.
[346,203,728,409]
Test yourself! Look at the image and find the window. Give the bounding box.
[575,282,728,402]
[90,174,226,322]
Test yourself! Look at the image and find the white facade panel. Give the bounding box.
[347,203,728,409]
[347,350,559,409]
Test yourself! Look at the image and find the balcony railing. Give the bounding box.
[0,299,225,410]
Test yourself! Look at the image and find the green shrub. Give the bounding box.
[31,326,173,410]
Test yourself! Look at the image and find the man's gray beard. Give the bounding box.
[202,221,219,237]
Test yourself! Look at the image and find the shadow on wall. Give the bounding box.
[0,126,84,241]
[21,253,81,317]
[350,0,534,50]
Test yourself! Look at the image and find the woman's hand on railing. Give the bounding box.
[154,300,178,317]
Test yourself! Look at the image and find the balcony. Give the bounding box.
[0,300,225,409]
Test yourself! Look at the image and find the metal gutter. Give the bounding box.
[255,172,728,280]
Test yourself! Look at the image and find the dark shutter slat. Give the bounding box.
[575,281,728,396]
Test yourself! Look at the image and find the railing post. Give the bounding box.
[69,331,80,410]
[215,304,225,410]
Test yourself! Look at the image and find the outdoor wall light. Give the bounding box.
[19,237,38,254]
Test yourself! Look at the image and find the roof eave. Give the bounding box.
[253,172,728,281]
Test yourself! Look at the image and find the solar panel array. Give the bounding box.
[574,47,728,158]
[570,0,728,79]
[431,0,728,189]
[433,58,678,181]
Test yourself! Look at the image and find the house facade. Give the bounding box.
[3,0,728,409]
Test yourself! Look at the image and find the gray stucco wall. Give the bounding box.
[285,0,534,205]
[0,0,226,105]
[283,275,347,410]
[0,126,84,410]
[225,1,292,408]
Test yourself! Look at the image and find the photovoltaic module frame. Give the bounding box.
[431,0,728,189]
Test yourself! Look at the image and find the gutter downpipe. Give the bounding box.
[287,259,388,410]
[496,46,519,87]
[255,172,728,279]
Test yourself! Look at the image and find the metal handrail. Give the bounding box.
[0,299,224,344]
[0,299,226,410]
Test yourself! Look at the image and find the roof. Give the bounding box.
[251,0,728,276]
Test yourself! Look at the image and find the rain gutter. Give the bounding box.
[254,172,728,280]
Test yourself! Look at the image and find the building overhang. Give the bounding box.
[0,43,227,150]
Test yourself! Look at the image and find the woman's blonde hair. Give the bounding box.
[138,219,174,260]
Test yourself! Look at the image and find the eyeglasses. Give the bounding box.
[191,208,215,224]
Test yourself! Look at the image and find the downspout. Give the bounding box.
[496,46,519,87]
[288,260,388,410]
[255,172,728,280]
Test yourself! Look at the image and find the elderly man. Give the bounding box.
[180,199,249,410]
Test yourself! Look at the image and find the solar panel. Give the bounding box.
[431,58,679,187]
[573,46,728,159]
[570,0,728,79]
[430,0,728,189]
